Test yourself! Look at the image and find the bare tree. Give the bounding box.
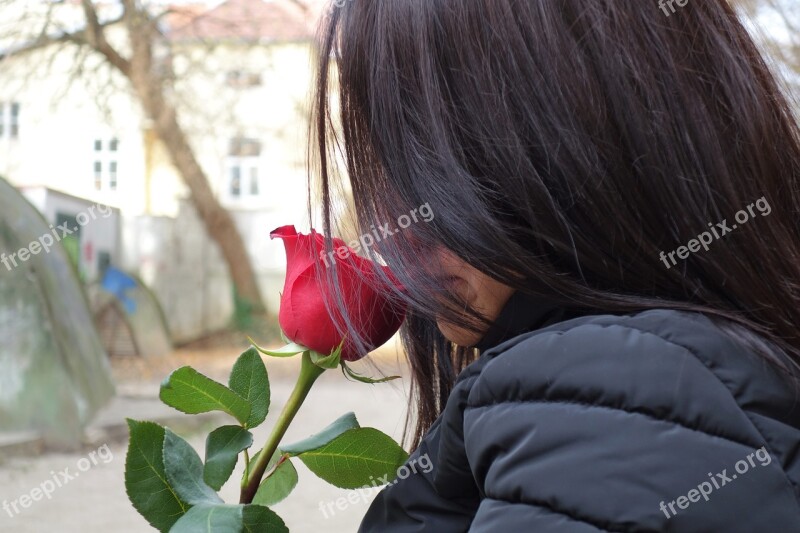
[736,0,800,90]
[0,0,317,316]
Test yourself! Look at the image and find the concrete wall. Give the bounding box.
[0,177,114,448]
[19,187,122,283]
[121,199,293,343]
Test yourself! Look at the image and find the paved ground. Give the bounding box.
[0,343,411,532]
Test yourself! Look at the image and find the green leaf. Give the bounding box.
[341,361,401,384]
[164,428,223,506]
[311,339,344,369]
[242,504,289,532]
[297,428,409,489]
[169,504,242,533]
[125,420,189,532]
[160,366,251,425]
[252,451,298,507]
[204,426,254,491]
[229,348,270,428]
[281,412,360,455]
[169,504,288,533]
[249,337,306,357]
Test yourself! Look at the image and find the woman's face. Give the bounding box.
[434,249,515,347]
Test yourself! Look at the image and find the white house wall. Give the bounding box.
[0,22,320,341]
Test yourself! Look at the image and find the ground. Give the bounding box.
[0,340,411,532]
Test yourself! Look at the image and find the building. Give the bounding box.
[0,0,325,342]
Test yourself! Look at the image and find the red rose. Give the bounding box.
[270,226,405,361]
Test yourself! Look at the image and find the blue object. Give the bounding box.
[101,266,137,313]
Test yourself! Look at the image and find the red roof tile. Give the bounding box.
[168,0,316,43]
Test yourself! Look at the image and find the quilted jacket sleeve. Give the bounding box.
[357,416,477,532]
[463,312,800,532]
[359,359,488,533]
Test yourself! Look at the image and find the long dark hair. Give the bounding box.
[310,0,800,449]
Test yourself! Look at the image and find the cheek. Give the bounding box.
[448,277,471,301]
[436,317,483,347]
[469,276,515,320]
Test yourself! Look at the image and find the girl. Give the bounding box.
[312,0,800,530]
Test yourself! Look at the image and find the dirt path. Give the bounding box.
[0,346,411,532]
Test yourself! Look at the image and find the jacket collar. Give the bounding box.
[473,290,575,352]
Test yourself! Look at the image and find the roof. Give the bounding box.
[167,0,317,43]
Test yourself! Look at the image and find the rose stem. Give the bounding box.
[240,350,326,504]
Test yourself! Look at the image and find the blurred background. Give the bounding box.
[0,0,796,531]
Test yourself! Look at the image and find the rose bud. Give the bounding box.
[270,225,405,361]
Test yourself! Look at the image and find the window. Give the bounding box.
[225,70,262,89]
[226,137,261,199]
[93,138,120,191]
[94,161,103,190]
[249,167,259,196]
[226,70,241,86]
[109,161,118,190]
[230,166,241,197]
[229,137,262,157]
[97,251,112,277]
[0,101,20,139]
[10,103,20,137]
[56,213,81,270]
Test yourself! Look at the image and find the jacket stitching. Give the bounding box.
[593,321,800,496]
[477,496,641,532]
[466,398,761,451]
[470,317,800,497]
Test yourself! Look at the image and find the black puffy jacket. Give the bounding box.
[359,293,800,532]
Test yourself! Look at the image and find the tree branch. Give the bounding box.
[80,0,131,76]
[0,16,130,77]
[288,0,310,13]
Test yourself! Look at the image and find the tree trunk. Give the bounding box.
[123,2,266,314]
[140,86,267,314]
